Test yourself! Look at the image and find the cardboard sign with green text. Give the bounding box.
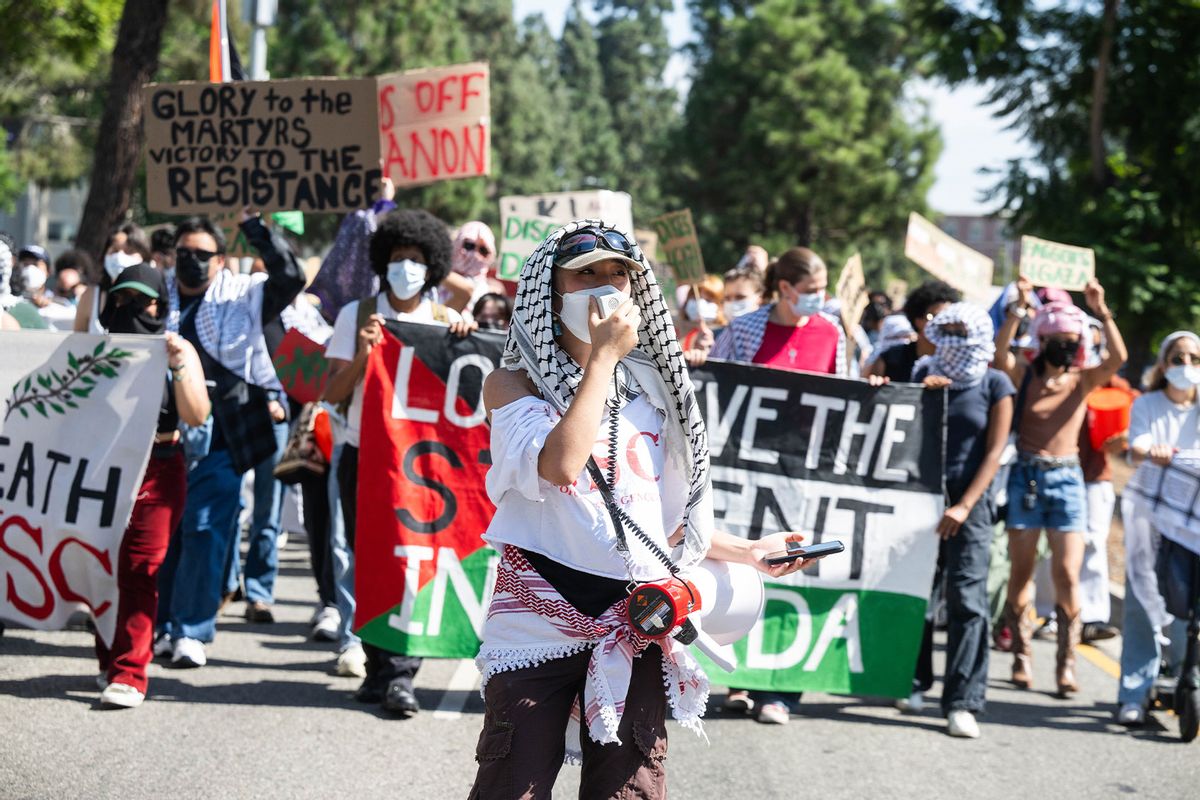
[497,191,634,281]
[650,209,705,285]
[1019,235,1095,291]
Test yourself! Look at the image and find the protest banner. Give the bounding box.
[272,328,330,405]
[650,209,706,285]
[1019,235,1095,291]
[378,62,490,188]
[353,322,505,654]
[142,78,381,214]
[835,253,869,362]
[353,327,944,698]
[904,212,994,304]
[0,331,166,646]
[497,191,635,281]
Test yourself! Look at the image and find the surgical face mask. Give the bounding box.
[104,250,141,281]
[1042,338,1077,368]
[555,285,626,343]
[1166,365,1200,391]
[21,265,46,293]
[386,259,428,301]
[789,288,824,318]
[724,298,756,319]
[685,297,719,323]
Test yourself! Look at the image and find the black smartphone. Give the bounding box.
[764,540,845,565]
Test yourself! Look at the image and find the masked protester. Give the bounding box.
[0,234,47,329]
[323,209,476,714]
[469,220,810,797]
[898,303,1013,739]
[440,221,500,317]
[679,274,727,361]
[993,277,1127,697]
[865,280,961,381]
[472,292,512,331]
[74,223,153,334]
[92,265,210,708]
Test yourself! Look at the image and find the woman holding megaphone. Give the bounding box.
[470,221,810,799]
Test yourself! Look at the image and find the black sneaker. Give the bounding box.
[382,683,420,717]
[1082,622,1119,643]
[244,601,275,624]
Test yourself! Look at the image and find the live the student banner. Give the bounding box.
[354,326,944,698]
[0,332,166,646]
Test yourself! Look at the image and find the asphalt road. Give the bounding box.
[2,537,1196,800]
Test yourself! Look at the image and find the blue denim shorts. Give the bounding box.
[1005,460,1087,532]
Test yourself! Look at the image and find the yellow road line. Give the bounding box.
[1078,643,1121,679]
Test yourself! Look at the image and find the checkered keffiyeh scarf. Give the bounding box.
[501,218,713,573]
[916,302,995,389]
[877,314,915,351]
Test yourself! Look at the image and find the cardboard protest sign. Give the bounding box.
[904,212,994,303]
[1019,235,1095,291]
[272,328,331,405]
[0,332,165,646]
[650,209,706,285]
[497,191,634,281]
[353,325,944,700]
[354,322,503,654]
[885,279,908,311]
[836,253,869,334]
[143,78,381,214]
[634,228,659,263]
[378,62,490,188]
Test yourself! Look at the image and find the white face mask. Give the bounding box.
[21,265,47,293]
[556,285,626,343]
[104,250,141,281]
[1166,364,1200,391]
[386,259,428,301]
[685,297,719,322]
[724,298,756,319]
[789,288,824,317]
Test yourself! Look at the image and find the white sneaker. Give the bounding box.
[171,637,207,668]
[947,710,981,739]
[100,682,145,708]
[755,701,790,725]
[336,644,367,678]
[152,633,173,658]
[311,606,341,642]
[95,672,108,691]
[1116,703,1145,726]
[896,692,925,713]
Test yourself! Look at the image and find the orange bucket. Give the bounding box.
[1086,387,1134,450]
[313,407,333,463]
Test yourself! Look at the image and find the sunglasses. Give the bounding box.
[462,240,491,258]
[177,246,218,263]
[554,228,637,266]
[1170,353,1200,366]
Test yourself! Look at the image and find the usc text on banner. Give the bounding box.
[688,360,945,698]
[353,322,505,655]
[0,332,166,646]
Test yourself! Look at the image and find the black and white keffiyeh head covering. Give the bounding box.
[501,219,713,571]
[917,302,995,389]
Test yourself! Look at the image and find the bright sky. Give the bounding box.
[512,0,1031,215]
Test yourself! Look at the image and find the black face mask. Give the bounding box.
[101,295,165,336]
[1042,339,1077,368]
[175,248,212,289]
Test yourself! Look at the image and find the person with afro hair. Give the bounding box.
[865,279,962,382]
[322,208,475,717]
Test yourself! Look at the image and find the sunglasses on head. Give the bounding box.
[177,246,218,263]
[462,240,491,258]
[1170,353,1200,366]
[554,228,637,266]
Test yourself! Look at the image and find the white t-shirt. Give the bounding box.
[325,293,462,447]
[1128,390,1200,452]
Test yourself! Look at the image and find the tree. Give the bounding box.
[559,1,621,190]
[75,0,170,261]
[676,0,941,272]
[911,0,1200,371]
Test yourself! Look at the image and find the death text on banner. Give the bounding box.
[353,321,506,656]
[497,191,635,282]
[142,77,382,214]
[1019,235,1096,291]
[650,209,706,286]
[0,331,166,646]
[378,62,491,189]
[904,212,994,304]
[689,360,945,698]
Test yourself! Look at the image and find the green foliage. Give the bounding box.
[676,0,941,273]
[913,0,1200,369]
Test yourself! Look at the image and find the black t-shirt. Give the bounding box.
[520,549,628,618]
[880,341,919,382]
[914,365,1015,495]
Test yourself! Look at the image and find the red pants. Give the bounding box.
[94,450,186,694]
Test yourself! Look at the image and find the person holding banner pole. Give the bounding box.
[323,209,475,716]
[471,220,811,798]
[93,264,210,708]
[993,277,1127,697]
[905,303,1013,738]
